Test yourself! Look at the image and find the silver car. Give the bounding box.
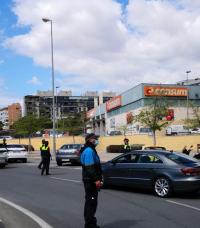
[6,144,27,163]
[56,144,83,166]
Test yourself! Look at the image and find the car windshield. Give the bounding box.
[6,145,24,149]
[165,153,197,164]
[60,144,81,150]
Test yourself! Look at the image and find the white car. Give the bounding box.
[6,144,27,163]
[190,128,200,134]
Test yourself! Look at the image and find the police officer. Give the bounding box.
[38,139,46,169]
[122,138,131,153]
[80,133,102,228]
[41,141,51,175]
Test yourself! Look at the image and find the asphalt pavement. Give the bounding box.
[0,157,200,228]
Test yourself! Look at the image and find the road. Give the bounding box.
[0,159,200,228]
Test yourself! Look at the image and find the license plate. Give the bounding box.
[62,159,70,162]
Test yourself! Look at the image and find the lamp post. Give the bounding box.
[186,70,191,120]
[56,86,60,134]
[42,18,56,157]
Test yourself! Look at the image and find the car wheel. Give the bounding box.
[154,177,172,198]
[23,159,27,163]
[57,161,62,166]
[0,164,6,168]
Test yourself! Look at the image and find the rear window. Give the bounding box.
[61,144,82,150]
[165,153,197,164]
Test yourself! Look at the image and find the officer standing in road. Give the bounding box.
[122,138,131,153]
[80,133,102,228]
[38,139,46,169]
[41,140,51,175]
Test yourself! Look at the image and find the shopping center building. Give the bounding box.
[86,79,200,136]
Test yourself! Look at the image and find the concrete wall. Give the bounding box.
[1,135,200,153]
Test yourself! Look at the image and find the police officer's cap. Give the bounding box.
[85,133,99,142]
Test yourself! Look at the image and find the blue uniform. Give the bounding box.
[81,147,100,166]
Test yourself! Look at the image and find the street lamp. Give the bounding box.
[56,86,60,134]
[42,18,56,157]
[186,70,191,120]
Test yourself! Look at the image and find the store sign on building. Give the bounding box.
[144,86,188,97]
[106,96,122,112]
[86,108,95,119]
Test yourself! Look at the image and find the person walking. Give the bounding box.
[38,139,46,169]
[41,141,51,175]
[80,133,102,228]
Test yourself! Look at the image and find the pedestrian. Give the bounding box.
[122,138,131,153]
[80,133,102,228]
[38,139,46,169]
[41,141,51,176]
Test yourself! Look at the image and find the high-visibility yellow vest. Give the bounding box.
[40,145,48,151]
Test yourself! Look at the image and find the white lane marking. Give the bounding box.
[50,177,81,183]
[166,200,200,212]
[0,197,53,228]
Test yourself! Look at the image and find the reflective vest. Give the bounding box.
[41,145,48,151]
[124,145,131,150]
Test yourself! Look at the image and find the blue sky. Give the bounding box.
[1,0,200,108]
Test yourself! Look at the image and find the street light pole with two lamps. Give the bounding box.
[42,18,56,157]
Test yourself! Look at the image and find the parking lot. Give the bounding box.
[0,155,200,228]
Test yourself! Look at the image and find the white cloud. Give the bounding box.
[4,0,200,94]
[27,76,41,85]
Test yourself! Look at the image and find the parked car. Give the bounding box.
[138,127,152,135]
[190,128,200,134]
[166,125,190,136]
[109,131,122,136]
[0,136,13,140]
[102,150,200,197]
[6,144,27,163]
[56,144,83,166]
[0,144,8,168]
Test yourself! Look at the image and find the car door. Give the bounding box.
[105,154,139,186]
[129,153,163,189]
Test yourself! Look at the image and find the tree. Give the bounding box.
[58,112,85,135]
[185,103,200,129]
[116,124,129,137]
[133,97,169,146]
[12,115,52,151]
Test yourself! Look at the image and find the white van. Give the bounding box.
[166,125,190,136]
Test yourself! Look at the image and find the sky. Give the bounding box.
[1,0,200,108]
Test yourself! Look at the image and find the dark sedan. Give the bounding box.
[102,150,200,197]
